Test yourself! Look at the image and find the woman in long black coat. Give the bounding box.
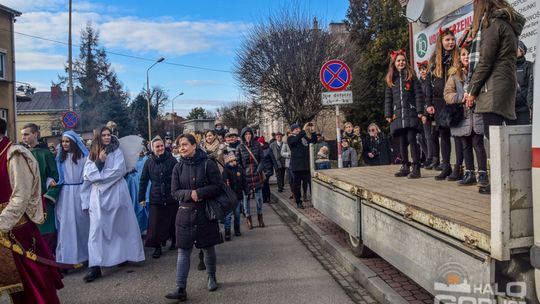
[362,123,392,166]
[165,134,224,301]
[139,136,178,259]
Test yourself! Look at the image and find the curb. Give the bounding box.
[271,191,409,304]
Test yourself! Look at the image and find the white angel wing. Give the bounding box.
[119,135,145,172]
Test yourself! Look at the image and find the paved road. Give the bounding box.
[59,203,357,304]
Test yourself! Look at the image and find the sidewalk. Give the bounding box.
[270,186,434,304]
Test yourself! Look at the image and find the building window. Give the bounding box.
[0,52,5,80]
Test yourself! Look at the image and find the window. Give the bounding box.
[0,52,5,80]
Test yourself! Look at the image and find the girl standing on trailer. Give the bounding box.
[427,27,464,181]
[444,45,489,187]
[384,49,424,179]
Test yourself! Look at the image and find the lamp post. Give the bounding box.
[171,92,184,140]
[146,57,165,141]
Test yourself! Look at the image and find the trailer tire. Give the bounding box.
[347,234,374,258]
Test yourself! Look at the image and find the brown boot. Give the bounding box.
[246,216,253,230]
[257,214,265,228]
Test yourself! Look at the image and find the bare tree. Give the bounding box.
[219,101,258,131]
[235,10,353,125]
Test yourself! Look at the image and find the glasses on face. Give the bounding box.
[369,129,377,133]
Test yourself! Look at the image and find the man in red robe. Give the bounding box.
[0,118,63,304]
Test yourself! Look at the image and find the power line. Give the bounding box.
[7,29,232,74]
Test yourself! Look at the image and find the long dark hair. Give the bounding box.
[89,127,112,161]
[472,0,517,37]
[61,137,83,164]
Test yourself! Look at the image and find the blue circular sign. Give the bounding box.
[320,60,352,91]
[62,111,79,129]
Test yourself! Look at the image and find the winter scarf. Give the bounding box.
[467,15,484,89]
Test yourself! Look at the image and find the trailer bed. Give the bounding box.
[313,165,491,252]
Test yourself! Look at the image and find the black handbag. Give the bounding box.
[439,103,464,128]
[203,160,240,221]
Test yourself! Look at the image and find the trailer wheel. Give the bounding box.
[347,234,373,258]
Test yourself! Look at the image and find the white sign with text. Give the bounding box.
[321,91,353,106]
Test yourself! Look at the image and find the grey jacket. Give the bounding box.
[280,142,291,168]
[269,141,285,169]
[444,74,484,137]
[342,147,358,168]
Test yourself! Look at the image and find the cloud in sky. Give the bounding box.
[17,51,66,71]
[184,80,224,87]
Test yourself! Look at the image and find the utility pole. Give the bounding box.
[68,0,74,112]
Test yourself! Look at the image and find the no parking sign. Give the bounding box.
[62,111,79,129]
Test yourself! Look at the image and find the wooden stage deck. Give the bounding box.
[313,165,492,252]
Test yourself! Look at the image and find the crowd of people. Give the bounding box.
[0,0,533,302]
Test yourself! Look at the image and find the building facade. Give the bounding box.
[16,87,82,141]
[0,5,21,140]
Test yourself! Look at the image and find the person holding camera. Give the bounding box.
[287,122,317,209]
[362,123,392,166]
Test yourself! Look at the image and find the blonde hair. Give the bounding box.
[319,146,329,154]
[344,122,353,128]
[367,123,381,133]
[431,29,460,79]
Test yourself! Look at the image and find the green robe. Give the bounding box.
[30,145,60,235]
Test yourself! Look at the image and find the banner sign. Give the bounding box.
[413,0,539,68]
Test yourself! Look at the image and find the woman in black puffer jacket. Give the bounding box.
[139,136,178,259]
[236,127,265,229]
[165,134,224,302]
[384,49,424,179]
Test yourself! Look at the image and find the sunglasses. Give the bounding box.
[368,129,377,132]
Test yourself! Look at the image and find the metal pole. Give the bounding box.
[336,105,343,168]
[146,69,152,141]
[172,97,175,140]
[68,0,74,112]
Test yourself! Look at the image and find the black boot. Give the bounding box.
[152,246,162,259]
[197,250,206,271]
[408,163,421,179]
[83,266,102,283]
[477,171,489,187]
[207,275,218,291]
[458,170,477,186]
[394,163,411,177]
[479,185,491,195]
[447,165,464,181]
[165,287,187,301]
[224,230,231,241]
[234,226,241,237]
[425,157,439,170]
[435,164,452,181]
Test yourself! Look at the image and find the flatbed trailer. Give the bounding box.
[311,126,534,302]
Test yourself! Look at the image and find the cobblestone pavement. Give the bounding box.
[272,187,434,304]
[272,202,379,304]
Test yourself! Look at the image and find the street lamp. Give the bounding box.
[146,57,165,141]
[171,92,184,140]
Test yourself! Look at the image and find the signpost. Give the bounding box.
[320,60,353,168]
[62,111,79,129]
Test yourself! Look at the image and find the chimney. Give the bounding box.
[51,86,61,102]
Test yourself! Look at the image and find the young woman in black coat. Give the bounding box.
[362,123,392,166]
[139,136,178,259]
[165,134,224,301]
[384,50,424,178]
[427,27,464,181]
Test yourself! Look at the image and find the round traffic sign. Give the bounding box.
[320,60,352,91]
[62,111,79,129]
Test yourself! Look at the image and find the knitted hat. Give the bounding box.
[290,123,301,131]
[257,136,266,145]
[225,128,239,137]
[224,153,237,164]
[518,41,527,55]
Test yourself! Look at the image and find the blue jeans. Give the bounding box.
[315,161,331,170]
[243,189,263,216]
[176,246,216,289]
[223,200,242,231]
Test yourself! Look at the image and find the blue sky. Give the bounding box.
[7,0,350,116]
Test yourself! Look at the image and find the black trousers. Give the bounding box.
[432,126,452,165]
[292,170,310,204]
[395,128,420,164]
[453,137,464,166]
[482,113,505,139]
[459,134,487,171]
[421,121,434,161]
[276,167,286,191]
[262,176,271,202]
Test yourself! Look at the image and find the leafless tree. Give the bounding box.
[219,101,259,131]
[235,10,354,125]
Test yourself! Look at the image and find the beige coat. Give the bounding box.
[0,145,44,233]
